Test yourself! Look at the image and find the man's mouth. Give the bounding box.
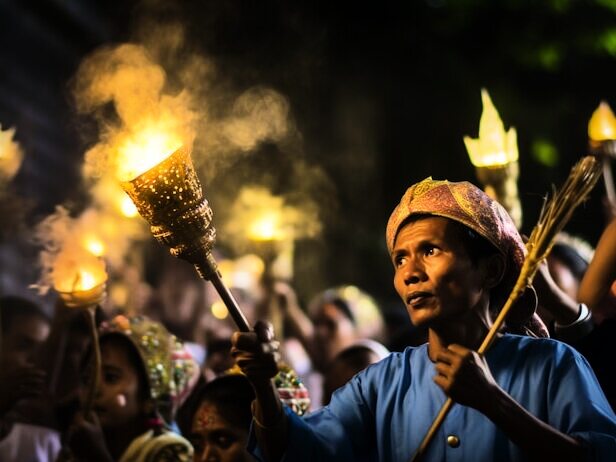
[406,291,433,307]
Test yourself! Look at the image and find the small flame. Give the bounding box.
[588,101,616,141]
[84,236,106,257]
[52,248,107,294]
[0,124,24,180]
[115,125,182,181]
[464,89,518,167]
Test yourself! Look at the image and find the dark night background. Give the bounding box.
[1,0,616,312]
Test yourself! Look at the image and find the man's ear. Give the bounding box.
[482,254,505,289]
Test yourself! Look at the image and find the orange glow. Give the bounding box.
[588,101,616,141]
[115,124,182,181]
[211,300,229,320]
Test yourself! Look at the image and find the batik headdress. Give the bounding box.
[386,177,543,330]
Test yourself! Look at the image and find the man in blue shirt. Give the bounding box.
[232,178,616,461]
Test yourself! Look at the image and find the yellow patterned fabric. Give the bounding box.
[386,177,539,327]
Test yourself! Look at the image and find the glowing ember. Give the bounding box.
[116,126,182,181]
[588,101,616,142]
[464,89,518,167]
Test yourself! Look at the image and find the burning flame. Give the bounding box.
[0,124,24,180]
[115,124,183,181]
[588,101,616,142]
[464,89,519,167]
[51,249,107,293]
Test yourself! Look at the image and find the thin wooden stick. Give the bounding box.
[410,156,602,462]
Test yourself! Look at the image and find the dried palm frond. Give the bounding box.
[410,155,603,462]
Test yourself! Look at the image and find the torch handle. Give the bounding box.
[209,271,252,332]
[194,253,251,332]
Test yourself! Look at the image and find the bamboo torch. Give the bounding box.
[464,89,522,229]
[52,251,107,418]
[119,144,251,332]
[410,155,602,461]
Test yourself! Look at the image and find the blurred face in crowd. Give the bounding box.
[1,313,50,367]
[93,337,146,429]
[312,302,357,371]
[190,401,252,462]
[392,217,492,330]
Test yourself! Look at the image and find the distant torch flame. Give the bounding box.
[588,101,616,142]
[248,213,286,242]
[115,126,182,181]
[464,89,518,167]
[52,249,107,294]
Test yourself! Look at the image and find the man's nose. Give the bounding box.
[200,445,218,462]
[403,258,424,285]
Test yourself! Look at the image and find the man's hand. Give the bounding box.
[433,344,498,412]
[231,320,280,388]
[0,363,46,413]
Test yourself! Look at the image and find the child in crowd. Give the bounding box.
[65,314,198,462]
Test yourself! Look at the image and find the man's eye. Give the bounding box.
[424,246,439,256]
[394,256,406,267]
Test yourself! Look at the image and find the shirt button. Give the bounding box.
[447,435,460,448]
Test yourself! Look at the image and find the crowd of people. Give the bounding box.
[1,177,615,461]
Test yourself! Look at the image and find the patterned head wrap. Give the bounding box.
[99,315,200,423]
[386,177,541,328]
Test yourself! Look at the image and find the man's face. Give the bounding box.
[1,314,50,367]
[392,217,487,329]
[190,402,252,462]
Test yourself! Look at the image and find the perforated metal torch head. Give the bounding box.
[120,146,217,277]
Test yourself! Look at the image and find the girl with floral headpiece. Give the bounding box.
[65,315,198,462]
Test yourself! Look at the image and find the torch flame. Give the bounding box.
[52,248,107,294]
[115,124,182,181]
[588,101,616,142]
[248,213,286,242]
[464,89,519,167]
